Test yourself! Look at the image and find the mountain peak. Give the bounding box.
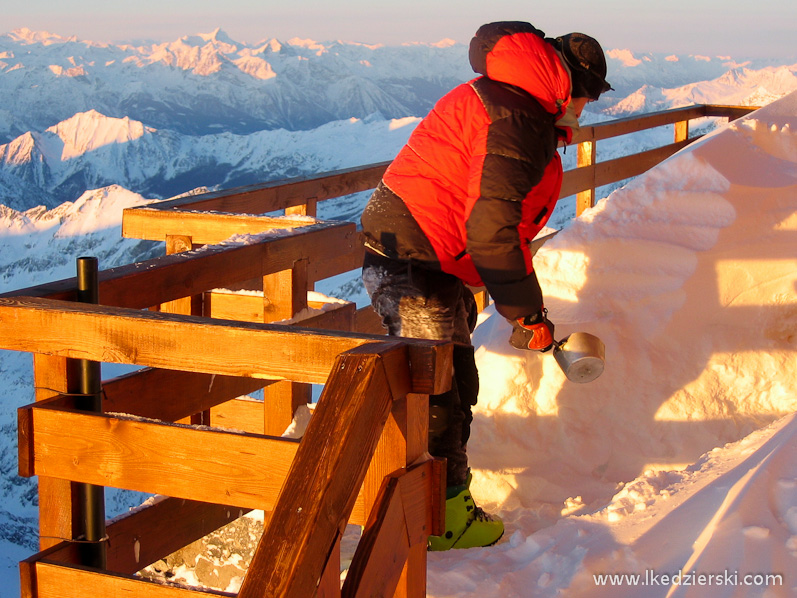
[176,28,239,52]
[45,111,152,159]
[199,28,238,46]
[607,48,643,67]
[7,28,75,46]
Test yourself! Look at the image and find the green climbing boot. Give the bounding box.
[427,479,504,551]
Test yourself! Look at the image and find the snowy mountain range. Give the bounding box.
[0,27,467,141]
[2,28,796,211]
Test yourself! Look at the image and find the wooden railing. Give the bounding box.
[0,103,758,598]
[567,104,756,215]
[3,217,451,597]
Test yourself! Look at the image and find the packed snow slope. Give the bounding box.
[427,91,797,597]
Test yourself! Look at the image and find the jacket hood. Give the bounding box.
[469,21,571,117]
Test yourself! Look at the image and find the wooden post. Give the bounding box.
[163,235,208,425]
[286,197,318,218]
[263,259,312,435]
[576,139,596,216]
[161,234,203,316]
[674,119,689,143]
[360,387,430,597]
[32,355,81,551]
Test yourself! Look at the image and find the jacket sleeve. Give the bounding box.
[465,113,553,320]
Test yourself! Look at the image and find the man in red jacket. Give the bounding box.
[361,21,611,550]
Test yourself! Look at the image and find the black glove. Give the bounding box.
[509,309,555,352]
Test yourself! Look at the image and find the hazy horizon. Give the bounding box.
[5,0,797,60]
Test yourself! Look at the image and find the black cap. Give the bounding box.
[554,33,612,100]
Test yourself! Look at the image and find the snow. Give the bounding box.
[425,90,797,597]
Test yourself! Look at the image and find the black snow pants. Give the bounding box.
[362,250,479,488]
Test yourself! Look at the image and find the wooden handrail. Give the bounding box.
[115,103,757,226]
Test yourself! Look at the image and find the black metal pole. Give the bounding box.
[75,256,107,569]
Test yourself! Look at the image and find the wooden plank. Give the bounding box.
[102,368,268,422]
[210,396,267,435]
[407,341,453,396]
[263,261,309,322]
[105,498,251,574]
[297,301,355,332]
[21,544,80,598]
[286,197,318,217]
[307,242,364,285]
[122,211,318,244]
[31,498,252,575]
[0,297,376,384]
[262,381,310,436]
[560,162,595,199]
[204,290,266,322]
[0,297,445,389]
[318,536,342,598]
[576,139,596,216]
[24,404,300,512]
[575,105,706,143]
[346,463,439,598]
[238,342,404,598]
[1,221,357,309]
[594,139,693,187]
[204,291,355,327]
[354,305,386,335]
[342,476,409,598]
[358,390,434,598]
[674,119,689,143]
[124,161,389,215]
[704,104,758,120]
[396,461,440,545]
[31,560,234,598]
[31,355,81,551]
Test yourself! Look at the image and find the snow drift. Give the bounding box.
[429,90,797,597]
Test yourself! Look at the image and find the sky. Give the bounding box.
[3,0,797,59]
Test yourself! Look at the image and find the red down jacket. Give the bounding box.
[361,22,575,320]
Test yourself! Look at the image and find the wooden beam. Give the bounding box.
[559,162,595,199]
[106,499,252,574]
[30,498,252,575]
[237,342,404,598]
[353,305,385,335]
[576,139,596,216]
[211,396,267,435]
[124,161,389,215]
[704,104,758,120]
[123,211,318,244]
[102,368,268,422]
[344,461,441,598]
[30,355,81,551]
[21,403,300,512]
[342,476,409,598]
[0,297,446,388]
[574,105,706,143]
[1,221,357,309]
[594,139,693,187]
[27,560,235,598]
[0,297,375,383]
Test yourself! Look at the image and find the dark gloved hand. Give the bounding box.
[509,309,555,352]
